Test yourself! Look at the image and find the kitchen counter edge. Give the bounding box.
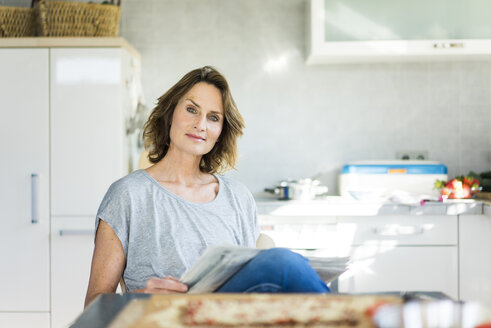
[255,198,487,216]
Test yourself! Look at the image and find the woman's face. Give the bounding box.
[169,82,224,156]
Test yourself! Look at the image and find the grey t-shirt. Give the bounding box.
[95,169,260,292]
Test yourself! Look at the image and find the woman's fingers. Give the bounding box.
[165,275,180,282]
[146,277,188,293]
[163,276,188,291]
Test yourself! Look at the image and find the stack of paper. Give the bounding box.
[306,256,350,283]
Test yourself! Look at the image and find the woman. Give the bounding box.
[84,66,329,307]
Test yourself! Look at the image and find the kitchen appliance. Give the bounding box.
[339,160,448,200]
[265,178,328,200]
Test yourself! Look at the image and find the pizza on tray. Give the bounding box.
[130,294,401,328]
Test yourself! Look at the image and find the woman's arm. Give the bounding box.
[84,220,126,308]
[84,220,189,308]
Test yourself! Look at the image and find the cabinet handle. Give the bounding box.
[59,229,94,236]
[31,173,39,224]
[433,42,464,49]
[373,225,424,236]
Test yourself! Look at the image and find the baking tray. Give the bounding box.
[69,292,453,328]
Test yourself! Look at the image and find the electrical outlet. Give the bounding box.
[396,151,429,160]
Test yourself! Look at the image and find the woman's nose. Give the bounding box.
[194,114,207,130]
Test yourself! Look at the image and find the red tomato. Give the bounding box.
[474,323,491,328]
[449,183,471,199]
[441,179,472,199]
[365,301,388,318]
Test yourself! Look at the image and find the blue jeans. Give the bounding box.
[215,248,331,293]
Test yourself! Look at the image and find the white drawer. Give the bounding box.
[259,215,340,250]
[0,313,50,328]
[259,215,457,249]
[338,216,458,246]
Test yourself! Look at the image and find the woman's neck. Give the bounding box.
[146,148,208,186]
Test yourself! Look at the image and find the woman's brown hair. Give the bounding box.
[142,66,245,174]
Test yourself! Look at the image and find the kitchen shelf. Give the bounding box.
[0,37,140,61]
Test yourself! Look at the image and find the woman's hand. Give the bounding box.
[131,276,189,294]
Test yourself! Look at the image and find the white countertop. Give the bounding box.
[255,196,485,216]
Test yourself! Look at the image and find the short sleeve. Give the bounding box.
[241,187,260,246]
[250,195,261,242]
[94,181,131,257]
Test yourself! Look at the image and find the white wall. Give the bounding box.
[118,0,490,195]
[4,0,490,195]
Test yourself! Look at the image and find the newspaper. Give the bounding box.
[180,245,350,294]
[306,256,350,283]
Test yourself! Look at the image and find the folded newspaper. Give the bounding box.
[180,246,350,293]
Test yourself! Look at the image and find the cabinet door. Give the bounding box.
[51,216,122,328]
[0,49,50,312]
[50,48,125,216]
[0,313,50,328]
[320,0,491,42]
[459,215,491,303]
[307,0,491,63]
[51,217,95,328]
[338,246,458,299]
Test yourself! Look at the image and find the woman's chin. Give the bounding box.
[178,146,213,157]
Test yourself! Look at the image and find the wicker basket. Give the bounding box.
[36,0,121,37]
[0,6,36,37]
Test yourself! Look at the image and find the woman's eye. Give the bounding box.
[186,107,197,114]
[209,115,220,122]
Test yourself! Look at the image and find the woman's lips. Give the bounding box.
[186,134,206,142]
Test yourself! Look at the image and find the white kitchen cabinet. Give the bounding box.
[0,49,50,327]
[51,217,95,328]
[459,214,491,303]
[50,48,130,216]
[338,246,458,298]
[49,46,136,328]
[259,214,459,298]
[51,216,123,328]
[0,313,50,328]
[0,39,140,328]
[307,0,491,64]
[336,215,459,299]
[339,215,459,299]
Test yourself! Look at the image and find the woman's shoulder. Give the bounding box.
[217,174,246,189]
[107,169,149,195]
[97,170,150,214]
[217,175,254,200]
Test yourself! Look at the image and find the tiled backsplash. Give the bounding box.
[4,0,490,194]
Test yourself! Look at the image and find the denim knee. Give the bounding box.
[255,248,330,293]
[215,247,330,293]
[255,248,308,273]
[259,248,306,262]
